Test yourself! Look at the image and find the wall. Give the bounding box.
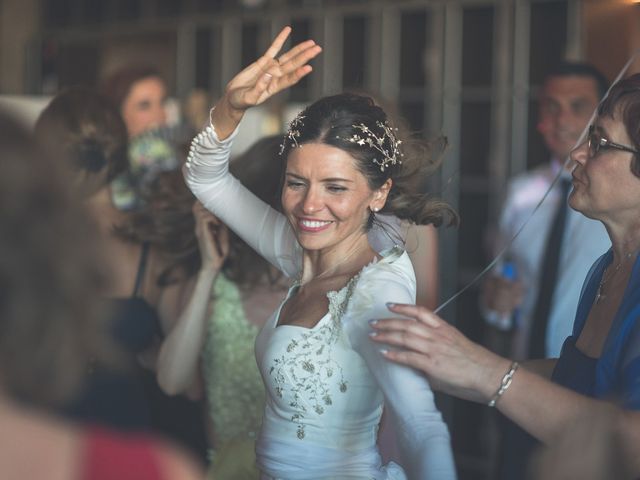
[0,0,40,93]
[584,0,640,80]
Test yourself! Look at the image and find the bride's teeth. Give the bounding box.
[301,220,329,228]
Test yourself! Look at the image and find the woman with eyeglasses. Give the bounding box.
[371,73,640,476]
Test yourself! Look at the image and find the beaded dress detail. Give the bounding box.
[267,274,359,440]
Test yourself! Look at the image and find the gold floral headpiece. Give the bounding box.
[279,113,305,155]
[279,114,403,172]
[343,121,403,172]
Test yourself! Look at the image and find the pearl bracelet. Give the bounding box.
[488,361,519,407]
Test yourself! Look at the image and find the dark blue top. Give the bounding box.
[62,243,160,431]
[551,249,640,409]
[62,243,209,463]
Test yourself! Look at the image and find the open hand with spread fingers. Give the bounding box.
[370,303,511,404]
[212,26,322,138]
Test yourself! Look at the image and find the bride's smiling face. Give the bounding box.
[281,143,388,253]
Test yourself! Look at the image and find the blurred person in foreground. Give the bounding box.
[0,108,202,480]
[35,87,212,462]
[529,406,634,480]
[372,73,640,477]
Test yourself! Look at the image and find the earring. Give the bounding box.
[372,207,379,213]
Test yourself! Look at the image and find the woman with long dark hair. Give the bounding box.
[185,27,457,479]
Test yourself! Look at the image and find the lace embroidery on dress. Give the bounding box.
[269,274,361,440]
[326,274,360,325]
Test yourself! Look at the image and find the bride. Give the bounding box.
[184,27,457,480]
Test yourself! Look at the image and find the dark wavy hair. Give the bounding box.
[34,87,129,196]
[118,135,284,289]
[116,170,200,286]
[0,109,115,405]
[101,65,164,111]
[597,73,640,178]
[279,93,458,228]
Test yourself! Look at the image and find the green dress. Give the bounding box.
[202,273,266,480]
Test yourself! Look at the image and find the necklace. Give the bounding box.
[595,251,635,304]
[298,240,371,286]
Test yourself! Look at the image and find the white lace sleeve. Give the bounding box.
[343,252,456,480]
[184,125,301,278]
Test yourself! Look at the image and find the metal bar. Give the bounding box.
[438,1,463,322]
[220,17,242,90]
[320,11,343,96]
[378,6,400,102]
[176,19,196,98]
[566,0,584,60]
[510,0,531,177]
[487,0,514,220]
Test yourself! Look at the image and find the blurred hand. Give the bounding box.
[370,303,511,404]
[223,26,322,113]
[193,201,229,272]
[482,275,525,314]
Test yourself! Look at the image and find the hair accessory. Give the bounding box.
[488,361,519,407]
[73,139,107,173]
[279,113,306,155]
[345,121,403,172]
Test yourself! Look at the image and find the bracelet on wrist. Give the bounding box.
[488,361,519,407]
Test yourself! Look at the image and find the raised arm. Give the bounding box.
[155,203,227,396]
[344,258,456,479]
[184,123,299,277]
[184,27,322,277]
[209,26,321,140]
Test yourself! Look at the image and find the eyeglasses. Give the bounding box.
[587,125,640,158]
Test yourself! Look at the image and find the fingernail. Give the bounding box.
[369,331,378,337]
[368,319,378,325]
[386,302,395,309]
[263,72,273,79]
[379,349,389,355]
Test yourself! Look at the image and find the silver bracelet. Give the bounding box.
[488,361,519,407]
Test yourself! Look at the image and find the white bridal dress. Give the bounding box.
[185,124,457,480]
